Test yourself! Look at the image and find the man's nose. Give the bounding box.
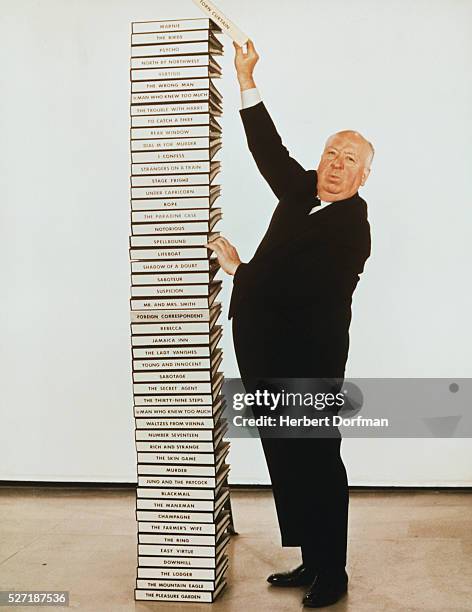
[332,156,344,169]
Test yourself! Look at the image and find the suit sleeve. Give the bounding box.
[240,101,306,200]
[228,262,251,319]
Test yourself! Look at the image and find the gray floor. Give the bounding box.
[0,487,471,611]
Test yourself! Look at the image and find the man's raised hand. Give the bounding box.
[206,236,242,276]
[234,39,259,91]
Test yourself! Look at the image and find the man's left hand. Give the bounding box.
[206,236,242,276]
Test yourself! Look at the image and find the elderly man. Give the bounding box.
[208,41,372,608]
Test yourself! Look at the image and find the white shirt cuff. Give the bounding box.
[241,87,262,109]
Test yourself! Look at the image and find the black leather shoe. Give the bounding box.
[302,570,348,608]
[267,564,317,587]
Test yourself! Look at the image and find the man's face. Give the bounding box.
[316,132,371,202]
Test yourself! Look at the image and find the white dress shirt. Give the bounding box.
[241,87,332,215]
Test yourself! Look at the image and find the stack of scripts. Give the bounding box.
[130,18,230,604]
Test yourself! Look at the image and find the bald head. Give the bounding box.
[327,130,375,168]
[317,130,374,202]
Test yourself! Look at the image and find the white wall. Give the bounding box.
[0,0,471,484]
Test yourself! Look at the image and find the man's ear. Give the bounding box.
[360,167,371,186]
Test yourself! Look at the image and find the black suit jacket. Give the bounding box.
[229,102,371,378]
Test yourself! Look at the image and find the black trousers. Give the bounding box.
[232,311,349,572]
